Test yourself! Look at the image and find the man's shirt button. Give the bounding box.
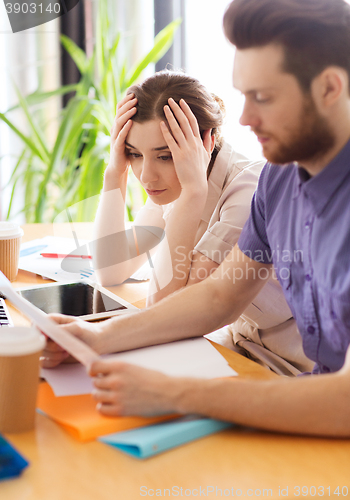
[307,325,315,334]
[305,274,312,281]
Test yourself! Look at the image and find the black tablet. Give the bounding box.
[16,281,138,321]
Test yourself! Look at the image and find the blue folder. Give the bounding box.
[0,434,29,481]
[99,416,233,459]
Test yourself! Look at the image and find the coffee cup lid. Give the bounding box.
[0,327,46,356]
[0,222,24,240]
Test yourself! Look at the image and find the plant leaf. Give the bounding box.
[0,113,45,160]
[61,34,88,74]
[4,84,79,113]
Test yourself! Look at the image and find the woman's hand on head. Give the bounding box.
[107,93,137,179]
[40,314,102,369]
[160,98,213,198]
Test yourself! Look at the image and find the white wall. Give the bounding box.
[185,0,263,161]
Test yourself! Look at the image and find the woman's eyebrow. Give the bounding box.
[125,141,170,152]
[153,145,170,151]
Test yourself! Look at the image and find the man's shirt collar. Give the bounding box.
[293,139,350,215]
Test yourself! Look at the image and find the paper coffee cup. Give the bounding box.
[0,327,46,433]
[0,222,24,282]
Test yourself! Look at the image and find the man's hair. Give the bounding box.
[223,0,350,91]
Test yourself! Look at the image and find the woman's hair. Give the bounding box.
[127,70,225,177]
[223,0,350,92]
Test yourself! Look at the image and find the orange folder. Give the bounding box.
[37,382,178,442]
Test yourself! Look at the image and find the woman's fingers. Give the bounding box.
[178,99,201,138]
[166,98,201,142]
[114,119,133,149]
[160,120,177,150]
[202,128,213,154]
[111,94,137,141]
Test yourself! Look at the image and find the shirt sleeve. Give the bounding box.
[133,197,166,229]
[238,163,272,264]
[195,160,264,265]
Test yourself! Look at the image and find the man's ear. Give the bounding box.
[312,67,348,109]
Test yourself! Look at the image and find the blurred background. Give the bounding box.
[0,0,263,224]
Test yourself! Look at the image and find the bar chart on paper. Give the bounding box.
[19,236,151,283]
[19,237,96,282]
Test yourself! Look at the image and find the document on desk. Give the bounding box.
[19,236,96,282]
[19,236,151,282]
[41,337,237,397]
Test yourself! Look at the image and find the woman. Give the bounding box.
[48,71,314,376]
[93,70,262,304]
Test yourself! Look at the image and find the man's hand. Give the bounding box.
[90,358,185,417]
[40,314,102,368]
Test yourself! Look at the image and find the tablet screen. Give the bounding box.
[18,282,127,316]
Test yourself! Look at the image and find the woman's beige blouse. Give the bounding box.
[134,142,314,375]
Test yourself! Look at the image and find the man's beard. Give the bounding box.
[254,96,335,165]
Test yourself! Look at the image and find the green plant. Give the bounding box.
[0,1,180,222]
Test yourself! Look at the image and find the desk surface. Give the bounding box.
[2,224,350,500]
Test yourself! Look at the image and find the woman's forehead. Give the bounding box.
[126,119,169,151]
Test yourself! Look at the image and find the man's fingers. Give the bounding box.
[96,402,123,416]
[92,388,115,404]
[90,359,129,377]
[44,338,66,353]
[40,351,70,368]
[48,313,77,325]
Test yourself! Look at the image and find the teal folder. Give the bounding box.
[0,434,29,481]
[99,416,233,459]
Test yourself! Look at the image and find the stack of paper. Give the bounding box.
[37,382,178,441]
[41,338,237,397]
[38,338,237,451]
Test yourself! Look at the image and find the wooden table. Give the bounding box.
[2,224,350,500]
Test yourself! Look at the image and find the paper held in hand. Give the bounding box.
[0,271,100,368]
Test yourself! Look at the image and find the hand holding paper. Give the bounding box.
[0,271,100,368]
[90,359,177,417]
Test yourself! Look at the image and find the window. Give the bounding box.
[184,0,263,160]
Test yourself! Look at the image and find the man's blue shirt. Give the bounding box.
[238,140,350,374]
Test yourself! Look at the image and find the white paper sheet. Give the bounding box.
[19,237,96,282]
[19,236,151,282]
[41,337,237,396]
